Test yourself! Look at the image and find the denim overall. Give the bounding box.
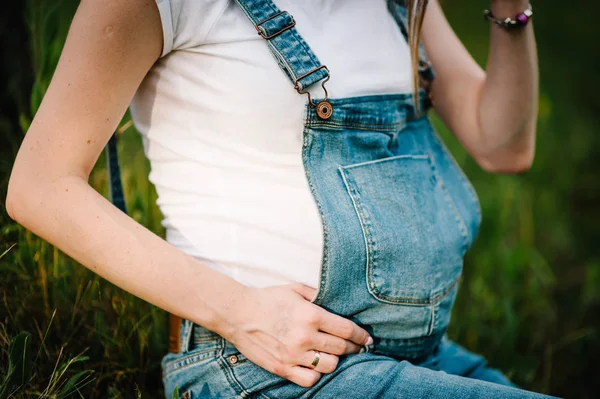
[105,0,557,398]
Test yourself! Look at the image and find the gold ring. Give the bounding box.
[310,350,321,369]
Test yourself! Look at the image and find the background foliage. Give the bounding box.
[1,0,598,397]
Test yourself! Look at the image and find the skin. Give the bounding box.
[6,0,538,389]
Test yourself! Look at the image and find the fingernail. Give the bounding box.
[365,336,373,346]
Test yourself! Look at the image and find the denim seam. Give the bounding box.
[341,154,426,170]
[162,349,220,378]
[426,154,470,257]
[428,305,436,336]
[215,338,256,398]
[339,154,464,305]
[289,24,325,91]
[267,41,296,84]
[193,336,221,344]
[180,318,194,353]
[218,347,273,399]
[340,167,381,304]
[306,119,403,132]
[372,277,460,306]
[312,92,421,105]
[306,116,403,128]
[338,166,372,309]
[302,128,329,305]
[430,126,482,228]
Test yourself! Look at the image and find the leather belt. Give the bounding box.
[168,313,183,353]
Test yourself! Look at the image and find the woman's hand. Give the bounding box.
[217,283,372,388]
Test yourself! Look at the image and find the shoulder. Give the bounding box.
[155,0,231,56]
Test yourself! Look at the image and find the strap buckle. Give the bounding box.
[255,11,296,39]
[294,65,330,106]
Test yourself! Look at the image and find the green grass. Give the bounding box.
[1,0,599,398]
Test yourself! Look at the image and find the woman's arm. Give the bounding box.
[422,0,539,173]
[6,0,369,388]
[6,0,244,341]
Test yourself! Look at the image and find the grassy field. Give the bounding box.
[1,0,599,398]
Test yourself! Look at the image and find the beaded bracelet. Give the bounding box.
[484,3,533,30]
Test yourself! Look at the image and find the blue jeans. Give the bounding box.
[161,322,557,398]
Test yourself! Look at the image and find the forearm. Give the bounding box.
[7,173,245,338]
[478,0,539,160]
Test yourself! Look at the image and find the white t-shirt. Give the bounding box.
[129,0,414,289]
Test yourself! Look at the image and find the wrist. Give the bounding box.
[212,283,249,341]
[189,265,250,340]
[486,1,533,31]
[490,0,530,16]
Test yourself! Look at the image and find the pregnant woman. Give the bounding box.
[7,0,555,397]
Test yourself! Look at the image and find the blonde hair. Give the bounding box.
[407,0,429,108]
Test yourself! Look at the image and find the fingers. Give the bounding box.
[315,309,371,347]
[281,365,322,388]
[288,284,371,348]
[269,360,321,388]
[279,351,337,388]
[300,350,339,374]
[289,283,317,302]
[312,332,361,355]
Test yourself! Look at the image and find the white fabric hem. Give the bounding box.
[154,0,174,57]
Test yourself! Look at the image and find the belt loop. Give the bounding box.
[180,318,194,353]
[168,314,193,353]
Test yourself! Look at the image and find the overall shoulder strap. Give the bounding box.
[106,132,127,214]
[232,0,329,94]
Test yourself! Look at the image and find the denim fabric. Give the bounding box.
[232,0,330,91]
[301,93,480,360]
[159,1,559,398]
[162,322,557,399]
[162,93,559,399]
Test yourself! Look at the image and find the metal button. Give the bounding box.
[228,354,239,364]
[316,100,333,120]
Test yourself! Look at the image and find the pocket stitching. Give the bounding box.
[218,351,275,399]
[430,127,482,227]
[339,154,465,305]
[427,155,470,257]
[162,348,220,378]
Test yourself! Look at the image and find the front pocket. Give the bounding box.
[161,347,220,379]
[339,154,468,305]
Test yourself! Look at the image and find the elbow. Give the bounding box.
[5,194,17,222]
[475,147,535,175]
[6,167,42,224]
[7,169,88,227]
[6,176,25,223]
[473,124,536,174]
